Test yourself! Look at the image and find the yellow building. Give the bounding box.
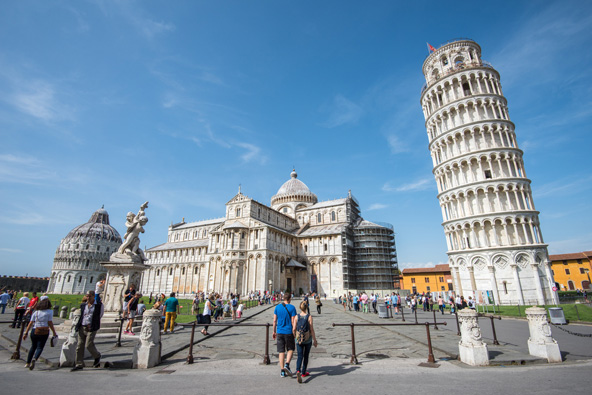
[549,251,592,291]
[401,264,453,294]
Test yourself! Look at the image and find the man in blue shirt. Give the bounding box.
[0,290,10,314]
[273,293,297,377]
[163,292,179,334]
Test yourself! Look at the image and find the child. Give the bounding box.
[95,280,105,303]
[237,303,244,318]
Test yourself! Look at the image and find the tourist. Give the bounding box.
[201,295,213,336]
[468,296,476,310]
[314,293,322,314]
[94,279,105,303]
[237,302,244,318]
[148,292,153,304]
[71,290,103,371]
[390,293,397,314]
[163,292,179,334]
[353,293,359,312]
[411,295,417,313]
[22,296,57,370]
[437,295,445,314]
[461,296,468,310]
[231,295,238,320]
[137,298,146,316]
[342,294,347,311]
[294,301,318,383]
[124,293,140,335]
[12,292,30,328]
[429,296,434,312]
[371,293,378,314]
[273,293,297,377]
[360,292,368,313]
[0,290,10,314]
[191,294,200,316]
[122,284,136,319]
[449,297,456,314]
[455,295,462,312]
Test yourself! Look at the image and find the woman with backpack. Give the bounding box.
[293,301,317,383]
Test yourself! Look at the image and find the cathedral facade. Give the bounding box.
[140,171,397,298]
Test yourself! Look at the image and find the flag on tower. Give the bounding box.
[427,42,436,52]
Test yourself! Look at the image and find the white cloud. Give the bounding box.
[0,248,22,253]
[321,95,364,128]
[0,154,57,185]
[12,80,72,122]
[236,142,266,165]
[387,135,408,154]
[367,203,388,211]
[383,178,433,192]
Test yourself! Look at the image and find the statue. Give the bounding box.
[111,202,149,263]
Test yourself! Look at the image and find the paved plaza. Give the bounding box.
[1,301,591,394]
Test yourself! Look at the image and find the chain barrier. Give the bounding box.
[550,322,592,338]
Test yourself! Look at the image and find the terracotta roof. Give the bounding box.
[549,252,591,261]
[402,264,450,274]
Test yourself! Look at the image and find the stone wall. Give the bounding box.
[0,275,50,292]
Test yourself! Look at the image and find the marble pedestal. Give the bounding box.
[526,307,562,363]
[60,310,81,367]
[100,255,148,325]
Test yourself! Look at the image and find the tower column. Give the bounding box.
[511,264,525,305]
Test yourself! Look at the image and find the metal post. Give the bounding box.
[187,321,196,364]
[350,323,358,365]
[432,309,439,330]
[116,315,124,347]
[454,311,460,336]
[414,308,418,324]
[401,304,405,322]
[574,304,581,321]
[517,304,521,317]
[263,323,270,364]
[425,323,435,363]
[490,316,500,345]
[11,324,26,360]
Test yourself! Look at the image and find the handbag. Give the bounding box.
[34,327,50,335]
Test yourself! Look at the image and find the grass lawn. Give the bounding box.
[475,303,592,322]
[14,293,260,323]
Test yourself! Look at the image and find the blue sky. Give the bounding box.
[1,1,591,277]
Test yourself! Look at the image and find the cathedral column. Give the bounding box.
[488,266,500,304]
[510,263,525,305]
[531,264,545,305]
[451,266,463,296]
[543,260,558,305]
[467,267,477,292]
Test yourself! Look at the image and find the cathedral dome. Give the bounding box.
[47,207,122,294]
[271,170,318,210]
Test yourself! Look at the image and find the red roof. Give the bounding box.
[549,252,591,261]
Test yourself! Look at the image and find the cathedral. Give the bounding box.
[140,170,397,298]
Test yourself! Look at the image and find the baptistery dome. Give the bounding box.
[47,207,122,294]
[271,170,318,215]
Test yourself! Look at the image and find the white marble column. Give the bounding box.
[510,264,525,305]
[132,309,162,368]
[458,309,489,366]
[531,264,546,305]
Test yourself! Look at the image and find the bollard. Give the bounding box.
[525,307,561,363]
[60,309,81,367]
[187,321,196,364]
[574,304,581,321]
[454,311,461,336]
[132,309,162,369]
[116,314,125,347]
[349,323,359,365]
[489,316,501,345]
[432,309,439,330]
[263,323,270,365]
[10,324,26,360]
[60,306,68,319]
[414,308,418,324]
[457,309,489,366]
[401,305,405,322]
[425,322,435,363]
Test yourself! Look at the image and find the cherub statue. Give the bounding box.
[117,201,149,260]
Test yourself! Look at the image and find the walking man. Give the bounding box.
[72,290,103,371]
[0,290,10,314]
[273,293,297,377]
[163,292,179,334]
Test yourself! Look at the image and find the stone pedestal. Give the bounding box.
[60,309,81,367]
[100,257,147,326]
[526,307,562,363]
[458,309,489,366]
[132,309,162,369]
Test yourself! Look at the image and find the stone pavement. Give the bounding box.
[1,300,592,370]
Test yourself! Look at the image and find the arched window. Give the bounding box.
[236,208,241,217]
[331,211,336,221]
[317,213,322,223]
[90,276,94,283]
[182,267,185,275]
[194,267,198,274]
[67,275,71,282]
[169,268,173,275]
[156,269,160,276]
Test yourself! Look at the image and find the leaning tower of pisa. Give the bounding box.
[420,39,556,305]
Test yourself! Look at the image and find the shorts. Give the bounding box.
[129,311,137,319]
[276,333,295,353]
